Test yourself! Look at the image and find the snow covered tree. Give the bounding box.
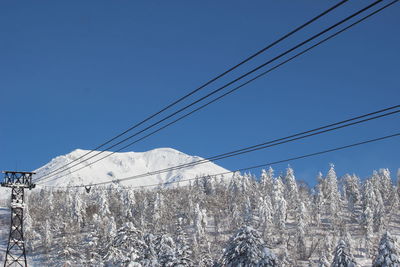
[284,166,299,210]
[229,202,243,230]
[260,167,274,197]
[342,174,360,214]
[153,192,165,231]
[155,233,176,266]
[295,201,308,259]
[368,172,386,232]
[321,235,336,262]
[85,232,104,266]
[220,226,278,266]
[174,217,193,266]
[325,164,341,224]
[372,231,400,267]
[142,233,159,266]
[397,169,400,198]
[194,203,207,243]
[378,168,393,206]
[228,172,241,194]
[240,173,253,193]
[257,196,273,237]
[137,194,149,231]
[24,198,38,252]
[314,177,324,227]
[72,191,86,227]
[331,239,357,267]
[342,230,354,255]
[243,195,253,225]
[273,177,287,232]
[107,216,117,239]
[104,221,147,266]
[43,219,52,250]
[124,188,136,220]
[97,189,111,217]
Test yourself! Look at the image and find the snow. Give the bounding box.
[32,148,229,188]
[0,188,8,203]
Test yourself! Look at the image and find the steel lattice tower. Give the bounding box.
[1,171,35,267]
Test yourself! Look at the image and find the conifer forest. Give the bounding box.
[11,165,400,266]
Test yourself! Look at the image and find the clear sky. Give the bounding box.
[0,1,399,186]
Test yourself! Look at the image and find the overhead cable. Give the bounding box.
[37,0,350,180]
[45,132,400,190]
[35,0,397,183]
[44,105,399,187]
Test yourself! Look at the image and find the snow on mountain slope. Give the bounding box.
[32,148,229,188]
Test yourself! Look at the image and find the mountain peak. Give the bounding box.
[34,148,228,188]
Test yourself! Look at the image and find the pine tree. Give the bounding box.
[72,191,86,227]
[230,202,242,230]
[378,168,393,206]
[258,196,273,237]
[85,231,104,266]
[397,169,400,199]
[372,231,400,267]
[104,222,147,265]
[155,233,176,267]
[220,226,278,266]
[97,189,111,217]
[107,216,117,239]
[322,235,335,262]
[367,172,386,233]
[325,164,340,223]
[295,201,308,259]
[343,174,360,214]
[24,198,37,252]
[44,219,52,250]
[342,230,354,255]
[331,239,357,267]
[174,217,193,266]
[124,188,136,220]
[314,178,324,227]
[142,233,159,266]
[260,167,274,197]
[273,177,287,232]
[243,195,253,225]
[228,172,241,194]
[194,203,207,242]
[284,167,299,210]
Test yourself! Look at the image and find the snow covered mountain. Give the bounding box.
[32,148,229,188]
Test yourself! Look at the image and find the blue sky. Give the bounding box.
[0,1,399,186]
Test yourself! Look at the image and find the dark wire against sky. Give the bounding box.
[0,1,399,184]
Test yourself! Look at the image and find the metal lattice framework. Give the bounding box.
[1,171,35,267]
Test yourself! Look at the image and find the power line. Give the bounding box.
[136,132,399,190]
[35,0,397,183]
[43,105,399,187]
[39,105,400,186]
[38,0,349,180]
[47,132,400,190]
[35,0,391,183]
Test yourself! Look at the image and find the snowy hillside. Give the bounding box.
[20,165,400,266]
[32,148,229,187]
